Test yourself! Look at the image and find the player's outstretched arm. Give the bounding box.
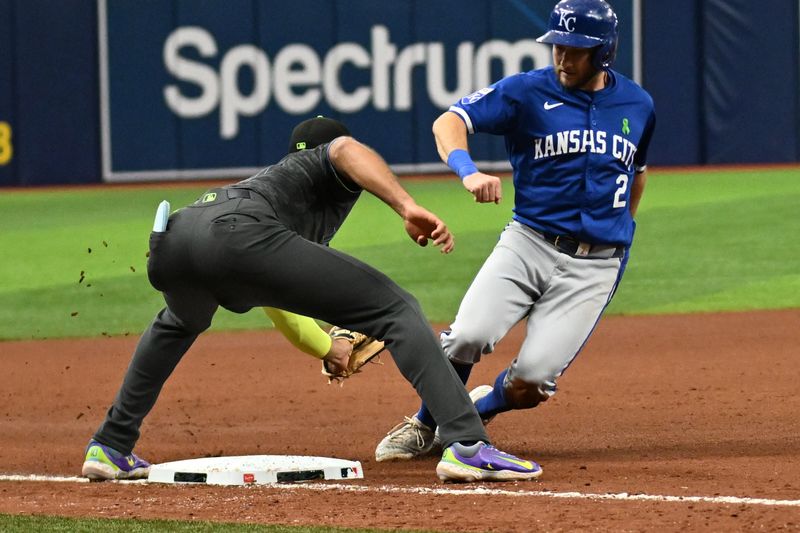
[328,137,454,253]
[263,307,332,358]
[432,111,502,204]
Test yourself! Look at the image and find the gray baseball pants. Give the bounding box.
[442,220,623,397]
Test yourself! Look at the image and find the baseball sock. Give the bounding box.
[415,361,473,430]
[474,368,511,418]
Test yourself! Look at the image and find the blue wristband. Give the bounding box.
[447,149,478,180]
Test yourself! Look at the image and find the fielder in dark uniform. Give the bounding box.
[81,117,542,483]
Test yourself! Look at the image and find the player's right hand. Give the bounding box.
[402,204,455,254]
[463,172,502,204]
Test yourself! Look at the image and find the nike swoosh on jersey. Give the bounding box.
[543,101,565,110]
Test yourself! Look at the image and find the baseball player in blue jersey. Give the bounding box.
[376,0,656,461]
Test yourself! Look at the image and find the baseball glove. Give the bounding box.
[322,326,385,383]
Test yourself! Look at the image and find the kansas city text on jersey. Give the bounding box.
[533,129,637,169]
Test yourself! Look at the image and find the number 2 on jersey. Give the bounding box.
[613,174,628,208]
[0,122,12,166]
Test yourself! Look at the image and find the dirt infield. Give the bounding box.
[1,310,798,532]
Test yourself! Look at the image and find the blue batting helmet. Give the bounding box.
[536,0,619,70]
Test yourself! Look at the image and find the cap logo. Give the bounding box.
[558,11,577,32]
[295,141,307,150]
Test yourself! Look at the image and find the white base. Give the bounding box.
[147,455,363,486]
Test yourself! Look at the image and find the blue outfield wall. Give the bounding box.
[0,0,15,184]
[0,0,100,186]
[643,0,800,166]
[701,0,799,164]
[0,0,798,186]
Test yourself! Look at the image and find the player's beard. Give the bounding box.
[556,65,605,91]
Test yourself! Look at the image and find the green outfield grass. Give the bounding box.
[1,167,798,341]
[0,514,440,533]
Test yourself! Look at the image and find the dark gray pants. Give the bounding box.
[94,192,488,453]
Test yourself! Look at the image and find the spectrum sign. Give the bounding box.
[98,0,636,182]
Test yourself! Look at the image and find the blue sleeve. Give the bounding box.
[449,74,527,135]
[634,109,656,171]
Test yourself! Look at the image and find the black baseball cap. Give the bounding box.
[288,116,350,154]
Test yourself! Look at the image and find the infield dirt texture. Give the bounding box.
[0,169,799,531]
[1,311,799,531]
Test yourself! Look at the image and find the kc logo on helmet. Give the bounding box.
[558,11,577,32]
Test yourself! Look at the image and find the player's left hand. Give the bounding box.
[322,327,386,383]
[322,336,354,375]
[402,204,455,253]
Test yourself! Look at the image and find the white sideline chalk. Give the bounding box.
[147,455,363,486]
[3,474,800,507]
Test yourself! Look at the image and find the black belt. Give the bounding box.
[224,188,252,199]
[195,187,252,205]
[541,232,625,259]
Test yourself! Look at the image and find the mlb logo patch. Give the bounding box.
[461,87,494,105]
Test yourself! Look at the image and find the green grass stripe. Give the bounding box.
[0,514,442,533]
[1,167,798,340]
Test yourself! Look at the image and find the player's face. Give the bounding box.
[553,45,604,91]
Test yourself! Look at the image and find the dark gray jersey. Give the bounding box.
[230,143,361,245]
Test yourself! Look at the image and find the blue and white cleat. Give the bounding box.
[436,442,542,482]
[81,440,151,481]
[468,384,498,425]
[432,384,497,449]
